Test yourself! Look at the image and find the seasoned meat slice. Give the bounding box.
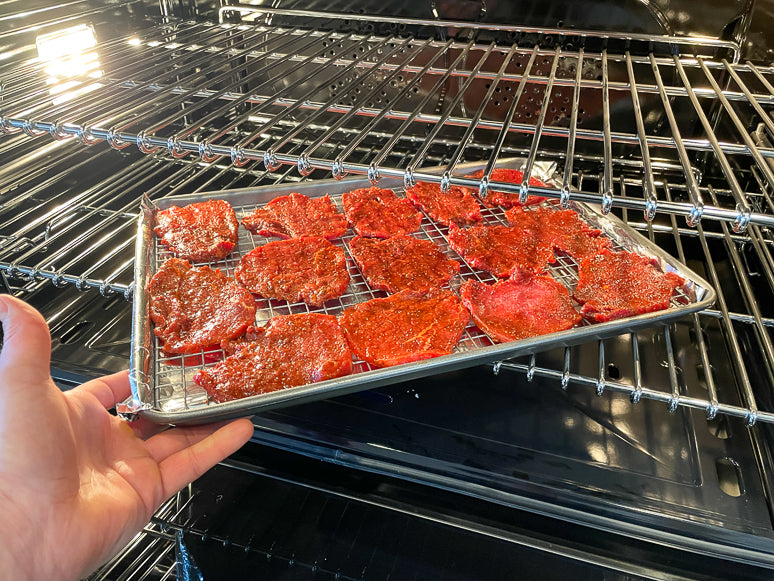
[349,235,459,294]
[448,223,554,278]
[342,187,423,238]
[461,274,581,343]
[241,193,348,240]
[235,236,349,307]
[147,258,256,355]
[405,181,482,227]
[339,288,469,368]
[468,168,548,208]
[574,250,685,322]
[504,206,611,262]
[154,199,239,262]
[194,313,353,403]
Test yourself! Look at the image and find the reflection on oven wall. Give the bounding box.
[202,0,756,44]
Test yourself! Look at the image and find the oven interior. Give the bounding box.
[4,0,774,578]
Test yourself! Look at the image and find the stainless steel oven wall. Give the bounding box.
[215,0,755,39]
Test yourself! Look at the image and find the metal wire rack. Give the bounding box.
[143,181,703,418]
[2,12,774,231]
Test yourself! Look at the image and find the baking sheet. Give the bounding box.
[128,160,716,425]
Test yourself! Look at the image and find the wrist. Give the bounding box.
[0,490,70,581]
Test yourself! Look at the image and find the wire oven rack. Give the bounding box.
[2,11,774,229]
[1,10,774,430]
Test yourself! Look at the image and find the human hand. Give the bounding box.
[0,295,254,580]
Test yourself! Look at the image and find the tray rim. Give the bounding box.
[128,160,717,425]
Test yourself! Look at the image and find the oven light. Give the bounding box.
[36,24,103,104]
[127,37,141,46]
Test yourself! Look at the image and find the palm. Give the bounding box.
[0,297,253,580]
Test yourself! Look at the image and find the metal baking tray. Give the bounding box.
[127,160,716,425]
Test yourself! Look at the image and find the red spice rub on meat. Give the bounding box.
[154,199,239,262]
[242,192,348,240]
[235,236,349,307]
[342,187,423,238]
[147,258,256,355]
[448,223,554,278]
[504,206,611,262]
[339,288,470,368]
[194,313,353,403]
[468,168,548,208]
[461,274,581,343]
[574,250,685,322]
[349,235,459,294]
[405,181,482,227]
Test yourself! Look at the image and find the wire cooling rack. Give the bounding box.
[130,165,713,424]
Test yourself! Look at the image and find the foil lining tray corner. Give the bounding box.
[130,159,716,425]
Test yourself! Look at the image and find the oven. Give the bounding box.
[3,0,774,578]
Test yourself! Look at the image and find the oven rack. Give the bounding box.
[3,17,774,231]
[2,140,774,427]
[0,134,772,430]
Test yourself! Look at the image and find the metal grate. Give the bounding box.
[2,13,774,231]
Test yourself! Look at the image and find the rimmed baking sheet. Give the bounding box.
[128,160,716,424]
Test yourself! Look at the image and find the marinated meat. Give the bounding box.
[242,192,348,240]
[339,288,470,368]
[194,313,353,403]
[342,187,423,238]
[460,274,581,343]
[154,199,239,262]
[447,223,554,278]
[468,168,548,208]
[574,250,685,322]
[147,258,256,355]
[235,236,349,307]
[349,235,459,294]
[405,181,482,227]
[504,206,611,262]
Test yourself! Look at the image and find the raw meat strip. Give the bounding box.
[504,206,611,262]
[194,313,353,403]
[447,223,554,278]
[235,236,349,307]
[405,181,483,227]
[339,288,470,368]
[147,258,256,355]
[342,187,423,238]
[242,192,348,240]
[468,168,548,208]
[349,235,459,294]
[574,250,685,322]
[154,199,238,262]
[460,274,581,343]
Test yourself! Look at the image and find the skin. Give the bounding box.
[0,295,254,580]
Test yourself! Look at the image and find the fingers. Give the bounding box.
[157,418,253,497]
[0,295,52,384]
[144,419,236,463]
[77,370,131,410]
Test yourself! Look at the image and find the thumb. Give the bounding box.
[0,295,52,384]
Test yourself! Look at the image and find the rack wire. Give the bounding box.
[2,14,774,231]
[143,178,705,419]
